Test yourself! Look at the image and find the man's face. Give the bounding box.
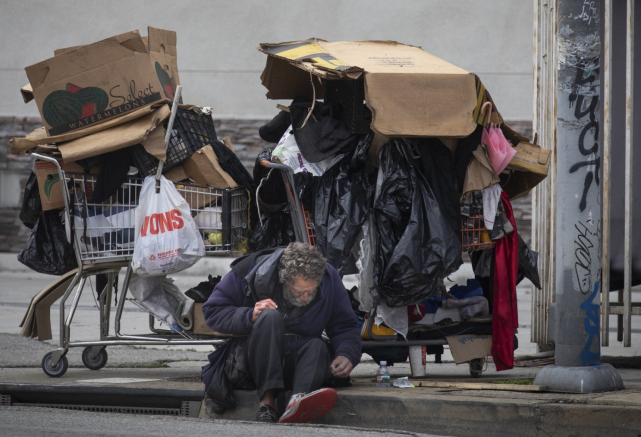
[283,276,319,307]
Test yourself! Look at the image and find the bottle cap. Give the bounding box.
[380,361,387,366]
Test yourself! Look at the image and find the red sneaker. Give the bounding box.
[278,388,338,424]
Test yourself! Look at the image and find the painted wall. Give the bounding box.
[0,0,533,121]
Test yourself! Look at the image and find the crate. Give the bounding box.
[132,106,219,176]
[324,78,372,134]
[460,215,496,252]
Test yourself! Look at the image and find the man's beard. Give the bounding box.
[282,284,317,308]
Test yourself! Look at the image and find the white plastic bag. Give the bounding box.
[132,175,205,276]
[272,125,332,176]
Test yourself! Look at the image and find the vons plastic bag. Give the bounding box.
[132,176,205,276]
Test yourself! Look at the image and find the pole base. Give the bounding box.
[533,363,624,393]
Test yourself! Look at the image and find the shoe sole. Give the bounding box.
[278,389,338,424]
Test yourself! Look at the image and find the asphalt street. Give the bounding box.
[0,406,441,437]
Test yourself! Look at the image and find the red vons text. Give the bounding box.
[141,210,184,237]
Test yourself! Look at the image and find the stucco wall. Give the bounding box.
[0,0,533,121]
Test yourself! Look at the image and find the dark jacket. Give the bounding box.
[201,248,362,389]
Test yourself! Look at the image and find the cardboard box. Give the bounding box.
[182,145,238,188]
[446,334,493,365]
[193,303,233,337]
[502,142,551,200]
[258,39,478,137]
[25,28,178,136]
[34,159,98,211]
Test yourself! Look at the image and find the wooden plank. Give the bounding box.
[414,381,547,392]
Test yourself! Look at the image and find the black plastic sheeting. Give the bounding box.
[314,133,373,275]
[19,171,42,229]
[373,141,462,308]
[517,233,542,289]
[247,212,296,253]
[18,210,78,275]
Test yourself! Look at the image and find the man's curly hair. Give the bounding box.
[278,242,326,285]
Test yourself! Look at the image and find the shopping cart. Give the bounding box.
[33,87,250,377]
[259,158,491,377]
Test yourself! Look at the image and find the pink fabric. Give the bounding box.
[482,127,517,175]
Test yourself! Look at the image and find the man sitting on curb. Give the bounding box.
[201,242,362,423]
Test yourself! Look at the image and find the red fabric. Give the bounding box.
[491,192,519,371]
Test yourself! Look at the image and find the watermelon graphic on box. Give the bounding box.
[42,84,109,130]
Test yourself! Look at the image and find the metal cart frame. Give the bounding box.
[32,153,248,377]
[33,86,249,377]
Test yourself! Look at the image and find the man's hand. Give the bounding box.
[330,355,353,378]
[251,299,278,323]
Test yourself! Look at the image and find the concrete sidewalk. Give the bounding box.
[2,252,641,436]
[1,352,641,436]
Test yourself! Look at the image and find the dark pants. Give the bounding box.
[247,309,330,400]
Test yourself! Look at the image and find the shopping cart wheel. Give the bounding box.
[42,352,68,378]
[82,347,108,370]
[469,358,484,378]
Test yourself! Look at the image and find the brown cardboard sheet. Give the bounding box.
[20,262,127,341]
[193,303,232,337]
[182,145,238,188]
[57,104,170,161]
[502,142,551,200]
[20,83,34,103]
[258,39,478,137]
[9,102,169,155]
[461,144,500,199]
[147,26,180,99]
[34,160,98,211]
[26,30,166,136]
[446,334,493,364]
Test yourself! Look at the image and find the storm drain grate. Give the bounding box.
[167,376,201,383]
[0,395,11,406]
[15,403,181,416]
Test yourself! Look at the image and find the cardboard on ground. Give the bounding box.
[259,39,478,137]
[446,334,493,364]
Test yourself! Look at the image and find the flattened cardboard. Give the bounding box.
[9,102,168,155]
[26,30,167,136]
[193,303,232,337]
[446,334,493,364]
[502,142,551,200]
[258,39,478,137]
[21,262,127,340]
[182,145,238,188]
[57,104,170,162]
[164,165,188,182]
[34,159,99,211]
[21,83,34,103]
[147,27,180,100]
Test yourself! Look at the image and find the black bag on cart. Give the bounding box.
[314,133,373,275]
[373,141,462,308]
[19,171,42,229]
[18,210,78,275]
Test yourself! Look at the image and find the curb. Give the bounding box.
[3,381,640,436]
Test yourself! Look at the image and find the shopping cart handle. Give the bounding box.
[260,160,291,171]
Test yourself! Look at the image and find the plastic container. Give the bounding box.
[376,361,391,387]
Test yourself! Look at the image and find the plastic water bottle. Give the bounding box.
[376,361,391,387]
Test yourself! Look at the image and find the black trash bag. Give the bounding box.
[247,212,296,253]
[19,171,42,229]
[18,210,78,275]
[315,133,373,275]
[373,141,462,307]
[517,233,542,289]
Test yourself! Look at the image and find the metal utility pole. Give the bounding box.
[533,0,623,393]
